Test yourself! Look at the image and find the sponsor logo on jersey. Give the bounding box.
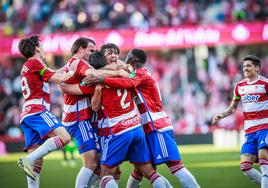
[241,94,260,103]
[122,116,140,126]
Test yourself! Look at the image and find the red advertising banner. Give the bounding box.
[1,21,268,56]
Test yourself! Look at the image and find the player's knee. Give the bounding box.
[240,161,253,173]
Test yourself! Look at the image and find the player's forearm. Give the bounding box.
[220,101,238,118]
[59,83,83,95]
[91,90,102,112]
[49,71,74,84]
[104,77,134,89]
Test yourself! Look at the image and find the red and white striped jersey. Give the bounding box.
[233,75,268,133]
[98,87,141,136]
[20,58,55,122]
[62,57,94,126]
[104,67,173,133]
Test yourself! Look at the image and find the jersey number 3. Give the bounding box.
[21,76,31,99]
[117,89,130,109]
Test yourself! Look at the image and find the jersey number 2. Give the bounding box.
[117,89,130,109]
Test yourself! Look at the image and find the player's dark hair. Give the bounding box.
[18,35,40,58]
[88,51,107,69]
[243,55,261,68]
[100,43,120,55]
[126,48,147,68]
[71,37,95,55]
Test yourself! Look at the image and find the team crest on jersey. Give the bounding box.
[241,95,260,103]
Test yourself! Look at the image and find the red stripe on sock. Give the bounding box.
[149,172,160,184]
[259,158,268,166]
[101,176,113,188]
[240,161,253,171]
[54,136,64,148]
[168,161,184,174]
[131,169,143,181]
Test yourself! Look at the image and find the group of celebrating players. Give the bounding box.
[16,34,268,188]
[17,35,200,188]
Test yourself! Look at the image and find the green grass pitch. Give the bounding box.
[0,145,259,188]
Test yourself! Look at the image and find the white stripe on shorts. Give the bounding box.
[40,113,54,127]
[157,132,168,158]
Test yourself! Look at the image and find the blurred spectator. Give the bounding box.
[1,0,268,36]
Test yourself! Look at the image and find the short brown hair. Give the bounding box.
[243,55,261,68]
[18,35,40,58]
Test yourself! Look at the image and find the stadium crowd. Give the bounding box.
[1,45,268,137]
[1,0,268,36]
[0,0,268,137]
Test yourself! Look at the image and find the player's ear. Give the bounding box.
[35,46,40,53]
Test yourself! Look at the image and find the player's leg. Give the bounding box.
[127,167,173,188]
[21,111,71,163]
[259,149,268,187]
[167,161,199,188]
[26,146,43,188]
[126,168,143,188]
[257,130,268,187]
[100,165,118,188]
[99,128,136,188]
[128,127,167,188]
[66,120,98,188]
[147,130,199,188]
[17,121,45,180]
[76,150,98,188]
[240,132,261,184]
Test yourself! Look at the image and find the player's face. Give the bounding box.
[36,45,46,62]
[243,60,259,80]
[103,48,119,64]
[82,42,95,60]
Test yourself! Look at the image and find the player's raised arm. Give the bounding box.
[49,70,74,84]
[59,83,95,95]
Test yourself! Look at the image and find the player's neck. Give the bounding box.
[28,54,42,62]
[247,74,259,83]
[73,54,83,60]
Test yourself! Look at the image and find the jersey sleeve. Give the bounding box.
[232,83,241,102]
[77,61,91,77]
[104,71,144,89]
[79,85,95,95]
[32,59,55,82]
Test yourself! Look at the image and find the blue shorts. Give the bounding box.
[241,129,268,156]
[100,126,151,167]
[146,130,181,165]
[20,110,63,151]
[66,120,99,154]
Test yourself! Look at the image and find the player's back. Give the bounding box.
[20,59,54,121]
[62,57,93,126]
[135,68,173,133]
[100,87,141,136]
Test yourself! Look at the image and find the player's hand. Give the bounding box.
[82,73,104,85]
[118,69,129,77]
[95,84,104,91]
[211,114,223,125]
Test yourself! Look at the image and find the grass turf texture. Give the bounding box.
[0,145,259,188]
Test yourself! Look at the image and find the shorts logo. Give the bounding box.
[265,134,268,144]
[241,95,260,103]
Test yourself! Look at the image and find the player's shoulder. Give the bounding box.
[236,78,247,86]
[258,75,268,83]
[24,58,43,70]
